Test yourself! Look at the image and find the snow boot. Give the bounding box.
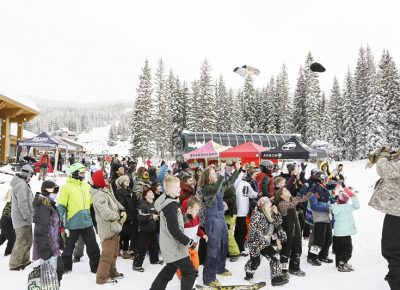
[337,262,351,272]
[150,260,164,265]
[62,255,73,273]
[132,266,144,272]
[307,258,321,266]
[205,279,221,287]
[289,269,306,277]
[111,273,124,279]
[230,256,239,262]
[320,257,333,263]
[218,268,232,276]
[122,251,133,260]
[271,276,289,286]
[244,272,254,281]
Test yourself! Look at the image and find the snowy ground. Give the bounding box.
[0,160,390,289]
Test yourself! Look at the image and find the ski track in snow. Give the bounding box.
[0,160,389,289]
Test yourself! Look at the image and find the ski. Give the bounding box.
[195,281,266,290]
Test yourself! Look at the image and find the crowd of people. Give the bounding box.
[0,149,399,290]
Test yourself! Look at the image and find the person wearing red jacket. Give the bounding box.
[255,160,274,198]
[38,152,51,181]
[176,196,208,279]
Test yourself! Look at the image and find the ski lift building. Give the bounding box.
[181,131,302,153]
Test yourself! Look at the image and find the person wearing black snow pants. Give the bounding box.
[309,222,333,262]
[367,148,400,290]
[0,191,15,256]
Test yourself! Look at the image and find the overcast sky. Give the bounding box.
[0,0,399,103]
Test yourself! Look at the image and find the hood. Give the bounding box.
[154,193,178,212]
[33,192,55,208]
[10,175,26,187]
[91,187,112,198]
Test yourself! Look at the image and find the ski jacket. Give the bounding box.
[255,172,274,198]
[247,207,283,256]
[92,187,124,242]
[369,157,400,217]
[309,183,336,223]
[10,175,33,229]
[57,177,93,230]
[332,197,360,237]
[115,187,137,222]
[179,182,195,204]
[181,198,206,243]
[223,186,237,217]
[154,193,191,263]
[0,201,13,230]
[32,193,61,261]
[234,179,258,217]
[137,199,158,232]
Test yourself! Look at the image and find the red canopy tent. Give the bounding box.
[220,142,272,166]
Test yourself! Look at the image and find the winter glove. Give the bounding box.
[118,211,127,225]
[301,162,308,172]
[188,239,198,250]
[377,146,392,160]
[344,187,356,197]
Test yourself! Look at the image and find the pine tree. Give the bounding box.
[230,89,243,133]
[186,80,200,131]
[171,77,188,154]
[364,47,386,154]
[275,65,291,133]
[259,78,276,133]
[165,70,176,155]
[130,59,155,159]
[242,75,257,132]
[198,59,216,131]
[320,92,330,142]
[292,67,307,139]
[107,124,117,146]
[328,77,345,158]
[153,59,169,158]
[377,49,400,147]
[215,75,230,132]
[303,52,322,144]
[342,69,358,160]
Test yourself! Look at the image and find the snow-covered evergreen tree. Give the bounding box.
[303,52,322,144]
[377,49,400,147]
[242,75,258,132]
[198,59,216,131]
[342,69,358,160]
[186,80,200,131]
[215,76,230,132]
[364,47,386,153]
[275,65,291,133]
[292,67,307,139]
[230,89,243,133]
[259,78,276,133]
[130,59,155,159]
[319,92,330,142]
[328,77,345,158]
[171,77,188,154]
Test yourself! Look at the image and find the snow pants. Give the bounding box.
[234,216,248,253]
[176,248,199,279]
[133,230,159,267]
[62,226,100,273]
[9,225,32,269]
[225,215,240,257]
[0,227,15,255]
[245,246,284,281]
[308,222,332,261]
[333,236,352,267]
[96,234,120,284]
[280,225,302,271]
[382,214,400,290]
[72,235,84,259]
[150,256,197,290]
[203,215,228,284]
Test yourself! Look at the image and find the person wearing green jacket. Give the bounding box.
[57,163,100,273]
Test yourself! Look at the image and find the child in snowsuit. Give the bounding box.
[307,171,336,266]
[244,197,288,286]
[176,196,207,278]
[332,188,360,272]
[275,185,313,277]
[32,181,64,283]
[133,188,162,271]
[0,189,15,256]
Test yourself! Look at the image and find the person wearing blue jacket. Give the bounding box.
[307,171,336,266]
[332,188,360,272]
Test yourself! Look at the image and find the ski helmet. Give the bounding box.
[68,163,87,181]
[313,171,327,183]
[260,160,274,174]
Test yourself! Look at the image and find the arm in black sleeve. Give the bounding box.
[162,203,191,246]
[35,207,52,260]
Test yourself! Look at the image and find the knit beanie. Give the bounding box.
[257,196,271,209]
[41,180,58,196]
[92,169,107,188]
[338,191,350,204]
[116,175,130,187]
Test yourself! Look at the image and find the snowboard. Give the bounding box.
[27,259,59,290]
[195,281,266,290]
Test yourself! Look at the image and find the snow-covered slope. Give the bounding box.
[0,160,390,290]
[77,125,130,156]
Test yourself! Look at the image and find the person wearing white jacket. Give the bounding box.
[234,177,258,256]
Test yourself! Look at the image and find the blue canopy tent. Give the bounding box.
[18,132,68,173]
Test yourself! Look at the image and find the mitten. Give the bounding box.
[118,211,127,225]
[188,239,198,250]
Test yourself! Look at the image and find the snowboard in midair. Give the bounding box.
[195,281,266,290]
